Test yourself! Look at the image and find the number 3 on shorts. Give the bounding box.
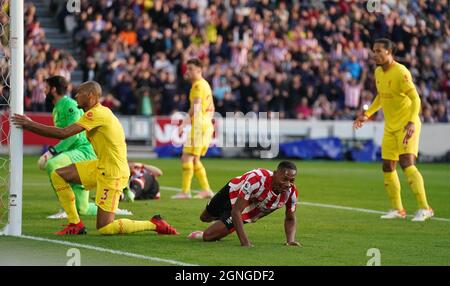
[101,189,109,200]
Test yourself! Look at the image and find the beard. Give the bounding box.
[45,92,55,111]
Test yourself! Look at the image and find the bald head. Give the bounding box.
[78,81,102,98]
[75,81,103,111]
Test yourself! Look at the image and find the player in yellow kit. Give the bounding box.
[172,58,215,199]
[12,81,178,235]
[353,38,433,222]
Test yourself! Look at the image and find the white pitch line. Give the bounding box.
[160,186,450,222]
[298,201,450,222]
[19,235,197,266]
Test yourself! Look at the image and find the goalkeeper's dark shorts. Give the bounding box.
[205,182,247,232]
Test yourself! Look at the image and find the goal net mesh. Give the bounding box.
[0,0,11,231]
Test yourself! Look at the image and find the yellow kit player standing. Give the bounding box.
[12,81,178,235]
[172,58,215,199]
[354,38,433,222]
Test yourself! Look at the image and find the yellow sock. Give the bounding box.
[181,162,194,194]
[98,219,156,235]
[383,170,403,210]
[194,161,211,191]
[50,171,80,224]
[404,166,429,209]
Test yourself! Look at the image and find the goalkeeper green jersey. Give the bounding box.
[52,96,95,157]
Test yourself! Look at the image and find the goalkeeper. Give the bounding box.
[40,76,98,217]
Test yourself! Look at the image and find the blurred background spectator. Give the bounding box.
[11,0,450,124]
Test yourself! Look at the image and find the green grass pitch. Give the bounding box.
[1,156,449,265]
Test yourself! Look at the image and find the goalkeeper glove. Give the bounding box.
[37,146,58,170]
[122,186,135,203]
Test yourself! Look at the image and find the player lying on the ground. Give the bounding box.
[122,162,163,202]
[188,161,301,247]
[12,81,178,236]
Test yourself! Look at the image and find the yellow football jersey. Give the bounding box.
[189,78,214,126]
[75,103,130,178]
[365,61,421,132]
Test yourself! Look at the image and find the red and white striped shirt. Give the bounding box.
[228,168,298,223]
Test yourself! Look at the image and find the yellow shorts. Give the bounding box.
[75,160,128,213]
[381,123,421,161]
[183,124,214,157]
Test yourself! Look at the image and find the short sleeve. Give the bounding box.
[75,109,103,131]
[191,82,203,100]
[286,186,298,213]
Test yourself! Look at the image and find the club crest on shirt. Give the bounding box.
[242,182,251,194]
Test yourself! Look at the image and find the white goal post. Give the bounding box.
[1,0,24,236]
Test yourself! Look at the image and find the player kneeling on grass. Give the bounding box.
[47,161,162,218]
[12,81,178,236]
[38,76,100,219]
[188,161,301,247]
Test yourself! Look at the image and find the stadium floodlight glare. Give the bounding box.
[0,0,24,236]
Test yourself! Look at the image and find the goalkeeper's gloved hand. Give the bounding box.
[37,146,58,171]
[122,186,135,203]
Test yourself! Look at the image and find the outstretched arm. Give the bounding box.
[129,162,163,177]
[144,164,163,177]
[11,114,84,139]
[284,209,301,246]
[231,197,253,247]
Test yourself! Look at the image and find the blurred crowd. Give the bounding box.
[23,3,78,111]
[13,0,450,122]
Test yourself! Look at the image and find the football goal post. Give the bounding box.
[0,0,24,236]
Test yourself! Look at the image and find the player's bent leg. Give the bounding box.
[96,207,116,230]
[399,154,433,221]
[46,155,96,216]
[50,165,86,235]
[97,208,177,235]
[45,153,72,176]
[202,221,230,242]
[51,165,81,224]
[72,185,94,215]
[60,149,98,215]
[56,164,83,184]
[96,175,178,235]
[200,208,216,222]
